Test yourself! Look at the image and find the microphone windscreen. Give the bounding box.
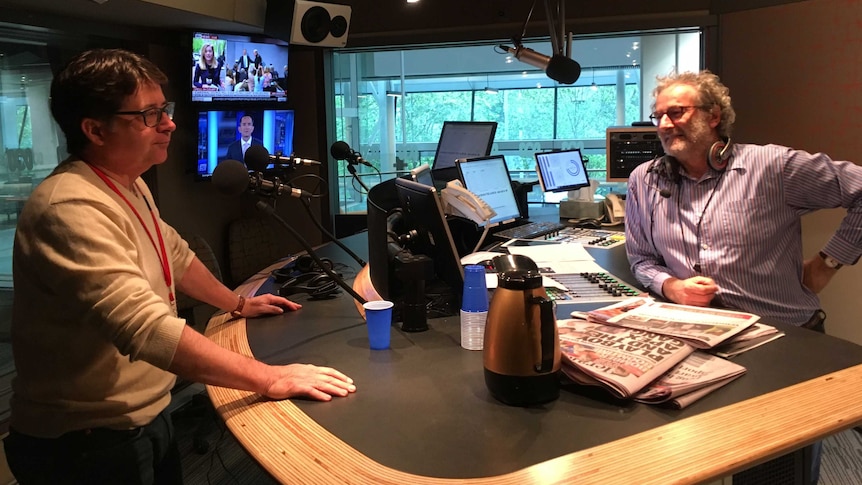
[212,160,251,196]
[546,55,581,85]
[330,140,351,160]
[244,144,271,173]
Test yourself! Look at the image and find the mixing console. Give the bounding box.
[546,227,626,249]
[544,271,641,304]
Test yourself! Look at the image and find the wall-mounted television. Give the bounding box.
[191,31,289,104]
[195,109,295,179]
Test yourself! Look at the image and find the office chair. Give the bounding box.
[172,233,223,454]
[175,234,223,327]
[227,216,293,286]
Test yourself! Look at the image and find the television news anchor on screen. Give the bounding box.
[192,42,223,91]
[624,69,862,484]
[3,48,355,484]
[225,114,263,163]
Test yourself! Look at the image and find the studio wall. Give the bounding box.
[720,0,862,345]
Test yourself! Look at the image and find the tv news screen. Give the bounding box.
[195,109,295,179]
[191,31,289,104]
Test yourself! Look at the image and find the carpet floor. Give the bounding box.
[820,427,862,485]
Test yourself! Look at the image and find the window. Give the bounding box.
[0,40,59,286]
[331,30,702,213]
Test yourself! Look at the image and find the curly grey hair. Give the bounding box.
[652,70,736,139]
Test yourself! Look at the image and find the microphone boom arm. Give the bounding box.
[347,163,370,192]
[255,200,368,305]
[299,196,367,267]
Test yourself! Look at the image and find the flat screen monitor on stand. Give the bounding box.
[366,177,464,329]
[535,148,602,221]
[430,121,498,186]
[534,148,591,193]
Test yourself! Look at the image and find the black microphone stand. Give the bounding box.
[345,161,370,192]
[298,196,366,267]
[255,200,368,305]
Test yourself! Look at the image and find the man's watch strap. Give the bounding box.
[230,295,246,318]
[819,251,843,269]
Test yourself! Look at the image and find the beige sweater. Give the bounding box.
[10,160,194,437]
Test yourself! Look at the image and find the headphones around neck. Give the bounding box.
[649,137,733,185]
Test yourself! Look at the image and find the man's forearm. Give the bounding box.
[168,324,272,395]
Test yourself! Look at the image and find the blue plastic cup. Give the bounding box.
[363,300,394,350]
[462,265,489,313]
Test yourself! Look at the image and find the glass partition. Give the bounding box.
[331,29,702,213]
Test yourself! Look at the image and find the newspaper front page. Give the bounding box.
[632,351,747,408]
[597,298,760,349]
[557,319,694,398]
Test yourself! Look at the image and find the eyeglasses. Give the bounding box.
[114,102,175,127]
[648,105,706,126]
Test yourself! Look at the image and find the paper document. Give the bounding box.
[506,243,593,263]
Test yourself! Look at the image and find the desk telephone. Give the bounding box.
[603,193,625,225]
[440,180,496,225]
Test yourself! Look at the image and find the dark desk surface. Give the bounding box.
[206,231,862,484]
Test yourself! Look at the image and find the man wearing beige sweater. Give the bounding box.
[3,48,356,484]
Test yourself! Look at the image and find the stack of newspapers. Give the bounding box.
[559,297,782,408]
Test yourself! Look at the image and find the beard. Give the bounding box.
[661,116,715,161]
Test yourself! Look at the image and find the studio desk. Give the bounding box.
[204,233,862,484]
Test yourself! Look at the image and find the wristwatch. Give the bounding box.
[819,251,843,269]
[230,295,246,318]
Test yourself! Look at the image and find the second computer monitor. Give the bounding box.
[456,155,522,227]
[431,121,497,183]
[534,148,590,193]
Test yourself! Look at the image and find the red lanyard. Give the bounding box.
[87,164,175,305]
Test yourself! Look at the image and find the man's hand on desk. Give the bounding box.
[662,276,719,307]
[264,364,356,401]
[245,293,302,316]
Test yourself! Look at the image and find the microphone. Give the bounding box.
[212,159,312,199]
[645,157,672,198]
[330,141,372,167]
[499,44,581,85]
[244,145,321,172]
[254,199,368,305]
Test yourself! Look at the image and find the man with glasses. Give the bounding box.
[625,69,862,484]
[4,48,356,484]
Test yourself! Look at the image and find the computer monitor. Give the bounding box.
[534,148,591,193]
[430,121,497,183]
[410,163,434,187]
[456,155,522,227]
[366,177,463,321]
[394,178,464,297]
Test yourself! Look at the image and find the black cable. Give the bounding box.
[254,200,368,305]
[517,0,537,45]
[298,197,366,267]
[282,172,366,267]
[346,163,370,192]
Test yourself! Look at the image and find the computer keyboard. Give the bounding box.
[493,221,568,240]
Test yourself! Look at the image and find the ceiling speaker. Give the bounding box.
[290,0,352,48]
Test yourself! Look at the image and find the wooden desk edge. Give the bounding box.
[205,272,862,484]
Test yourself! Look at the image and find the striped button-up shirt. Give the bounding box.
[625,143,862,326]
